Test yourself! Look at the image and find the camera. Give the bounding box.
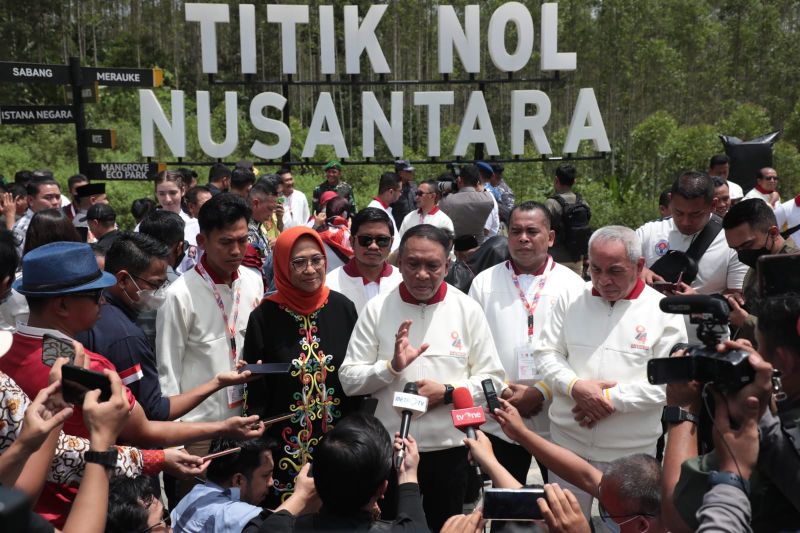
[647,295,754,393]
[436,180,454,194]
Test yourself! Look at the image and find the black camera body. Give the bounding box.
[647,295,754,393]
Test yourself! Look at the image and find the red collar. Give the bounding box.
[794,194,800,207]
[755,183,772,195]
[510,255,553,276]
[372,196,389,209]
[343,258,393,285]
[399,282,447,305]
[591,279,645,300]
[418,206,440,216]
[196,255,239,284]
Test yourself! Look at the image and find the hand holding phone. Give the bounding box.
[61,364,112,404]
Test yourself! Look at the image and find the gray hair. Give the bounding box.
[588,225,642,264]
[603,453,661,517]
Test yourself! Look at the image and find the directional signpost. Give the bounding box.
[0,58,163,180]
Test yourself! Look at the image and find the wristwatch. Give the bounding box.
[443,384,454,405]
[85,447,118,470]
[709,470,750,496]
[661,405,698,425]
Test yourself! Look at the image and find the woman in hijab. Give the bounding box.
[242,226,360,504]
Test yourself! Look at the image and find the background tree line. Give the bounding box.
[1,0,800,231]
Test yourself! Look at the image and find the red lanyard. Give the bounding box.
[507,256,552,341]
[196,261,241,360]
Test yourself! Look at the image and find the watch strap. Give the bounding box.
[85,447,118,470]
[662,405,698,425]
[709,470,750,496]
[443,384,454,405]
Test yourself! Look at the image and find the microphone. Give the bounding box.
[451,387,486,476]
[392,382,428,469]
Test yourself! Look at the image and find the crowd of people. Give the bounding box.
[0,153,797,533]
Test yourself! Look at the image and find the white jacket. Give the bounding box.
[325,262,402,315]
[469,259,584,442]
[156,266,263,423]
[397,207,454,241]
[340,283,507,451]
[537,280,687,462]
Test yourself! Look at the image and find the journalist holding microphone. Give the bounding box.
[340,224,506,532]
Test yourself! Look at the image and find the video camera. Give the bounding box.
[647,295,754,393]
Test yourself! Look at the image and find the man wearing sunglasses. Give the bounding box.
[743,167,782,208]
[397,180,454,242]
[326,208,402,314]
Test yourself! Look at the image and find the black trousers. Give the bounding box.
[486,432,547,485]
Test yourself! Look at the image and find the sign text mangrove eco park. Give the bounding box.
[139,2,611,160]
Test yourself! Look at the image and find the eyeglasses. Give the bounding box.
[356,235,392,248]
[69,291,104,304]
[290,254,326,273]
[415,191,435,197]
[130,273,170,293]
[598,502,654,530]
[140,506,171,533]
[762,175,779,181]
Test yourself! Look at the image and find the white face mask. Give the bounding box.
[127,275,168,311]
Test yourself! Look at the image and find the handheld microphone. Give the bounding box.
[451,387,486,476]
[392,382,427,469]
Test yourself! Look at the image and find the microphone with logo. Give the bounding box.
[450,386,486,476]
[393,382,428,469]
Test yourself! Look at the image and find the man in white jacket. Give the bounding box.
[469,201,584,485]
[537,225,687,518]
[340,224,506,532]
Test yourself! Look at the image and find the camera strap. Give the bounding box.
[780,222,800,239]
[685,214,723,263]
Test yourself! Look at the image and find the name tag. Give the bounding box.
[516,343,538,382]
[227,384,244,409]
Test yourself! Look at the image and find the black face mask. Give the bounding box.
[174,241,188,269]
[737,234,773,268]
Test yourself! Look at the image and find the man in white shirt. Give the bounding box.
[638,172,748,337]
[278,167,310,229]
[13,178,62,255]
[397,180,454,240]
[743,167,781,208]
[367,172,402,251]
[708,154,743,202]
[537,226,687,518]
[469,201,584,484]
[326,208,402,314]
[157,194,264,451]
[775,194,800,247]
[340,224,506,532]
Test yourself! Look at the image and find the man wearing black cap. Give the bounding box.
[390,160,417,229]
[85,203,120,251]
[72,182,108,231]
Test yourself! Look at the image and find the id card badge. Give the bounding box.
[516,343,538,383]
[227,384,245,409]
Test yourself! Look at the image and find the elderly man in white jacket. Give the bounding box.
[537,225,687,519]
[340,224,506,532]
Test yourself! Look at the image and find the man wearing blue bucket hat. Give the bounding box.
[0,241,266,527]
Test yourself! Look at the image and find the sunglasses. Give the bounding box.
[356,235,392,248]
[69,291,104,304]
[415,191,435,196]
[761,175,779,181]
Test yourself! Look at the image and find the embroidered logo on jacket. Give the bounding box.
[655,239,669,256]
[450,331,466,356]
[631,325,650,350]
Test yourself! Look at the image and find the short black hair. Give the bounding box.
[206,437,278,485]
[709,154,729,167]
[231,167,256,190]
[555,164,577,186]
[106,476,159,533]
[352,207,394,236]
[249,180,278,199]
[14,170,32,186]
[24,209,81,255]
[508,201,552,231]
[378,172,400,194]
[199,192,251,234]
[313,412,393,515]
[26,179,59,197]
[0,230,18,282]
[105,232,169,277]
[67,174,88,189]
[459,165,480,187]
[670,171,714,204]
[130,198,157,224]
[31,169,54,182]
[658,189,671,208]
[277,166,292,176]
[139,210,185,247]
[208,162,231,184]
[8,183,26,199]
[177,167,198,183]
[722,198,777,233]
[398,224,449,258]
[757,293,800,358]
[258,173,284,190]
[711,176,728,189]
[186,185,212,205]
